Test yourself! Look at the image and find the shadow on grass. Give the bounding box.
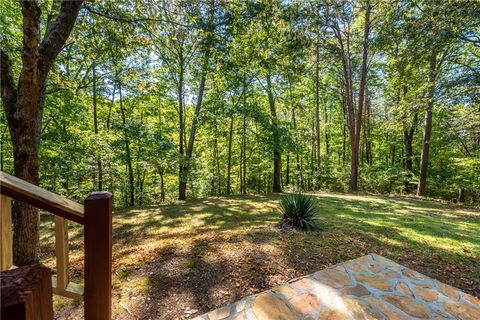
[40,192,479,319]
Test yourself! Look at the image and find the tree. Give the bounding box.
[1,0,83,265]
[329,0,373,191]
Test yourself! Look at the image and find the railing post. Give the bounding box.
[84,192,112,320]
[0,195,13,271]
[54,216,70,290]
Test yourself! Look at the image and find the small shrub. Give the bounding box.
[279,194,319,231]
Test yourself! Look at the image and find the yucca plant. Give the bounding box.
[280,194,319,231]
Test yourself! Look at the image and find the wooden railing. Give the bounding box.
[0,171,112,319]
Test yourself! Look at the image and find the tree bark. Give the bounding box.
[314,38,321,182]
[348,3,371,192]
[159,169,165,202]
[458,187,465,203]
[0,1,83,266]
[92,62,103,191]
[266,73,282,192]
[118,83,134,206]
[226,116,234,195]
[178,1,214,200]
[177,61,187,200]
[403,108,418,192]
[179,49,209,199]
[332,2,371,191]
[242,113,247,194]
[324,100,330,157]
[292,106,302,188]
[417,52,437,196]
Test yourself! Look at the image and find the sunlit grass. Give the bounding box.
[40,192,479,317]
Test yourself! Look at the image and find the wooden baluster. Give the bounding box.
[54,216,69,290]
[0,195,13,271]
[84,192,112,320]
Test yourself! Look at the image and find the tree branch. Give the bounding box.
[38,0,84,77]
[0,49,17,114]
[83,6,190,27]
[19,0,41,84]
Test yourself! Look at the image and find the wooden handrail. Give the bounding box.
[0,171,112,319]
[0,172,84,224]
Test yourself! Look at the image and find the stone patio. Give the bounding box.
[195,254,480,320]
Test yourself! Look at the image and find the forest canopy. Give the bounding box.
[1,0,479,208]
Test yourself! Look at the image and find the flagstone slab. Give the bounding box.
[197,254,480,320]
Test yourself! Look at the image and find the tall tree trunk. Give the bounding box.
[178,0,214,199]
[417,52,437,196]
[391,145,396,166]
[286,153,290,186]
[178,62,187,200]
[0,1,83,266]
[403,86,418,193]
[180,53,209,198]
[314,38,321,182]
[366,90,373,164]
[213,121,221,195]
[226,116,234,195]
[291,106,301,188]
[404,125,415,173]
[118,83,134,206]
[362,86,372,165]
[324,101,330,157]
[156,164,166,203]
[138,168,146,206]
[342,97,347,168]
[0,127,6,171]
[239,137,244,194]
[348,3,371,191]
[92,62,103,191]
[242,113,247,194]
[266,73,282,192]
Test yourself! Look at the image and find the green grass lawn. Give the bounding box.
[41,192,480,319]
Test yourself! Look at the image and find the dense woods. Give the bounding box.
[1,1,479,264]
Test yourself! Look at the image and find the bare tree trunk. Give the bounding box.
[138,168,146,206]
[391,145,396,166]
[118,83,134,206]
[0,127,6,171]
[315,38,321,182]
[213,121,221,195]
[159,169,165,202]
[342,98,347,169]
[403,90,418,193]
[239,141,244,194]
[458,188,465,203]
[266,73,282,192]
[227,116,234,195]
[332,2,371,191]
[286,153,290,186]
[242,113,247,194]
[324,101,330,157]
[92,62,103,191]
[349,3,371,192]
[366,91,373,164]
[179,2,214,199]
[291,106,301,188]
[180,52,209,199]
[0,1,83,266]
[178,61,187,200]
[417,52,437,196]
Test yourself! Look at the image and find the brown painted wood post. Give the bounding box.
[84,192,112,320]
[0,263,53,320]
